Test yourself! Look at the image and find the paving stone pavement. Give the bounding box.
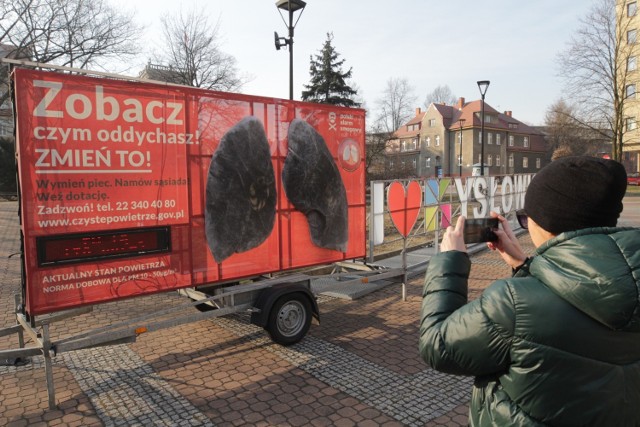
[0,199,535,427]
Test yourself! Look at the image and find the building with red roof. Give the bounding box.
[385,98,549,177]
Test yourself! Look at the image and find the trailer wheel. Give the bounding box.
[267,293,312,345]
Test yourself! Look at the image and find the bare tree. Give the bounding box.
[159,8,243,92]
[545,99,603,160]
[557,0,632,161]
[365,123,391,182]
[0,0,141,68]
[375,77,417,133]
[424,84,457,107]
[0,0,141,107]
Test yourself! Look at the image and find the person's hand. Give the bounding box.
[487,211,528,269]
[440,216,467,253]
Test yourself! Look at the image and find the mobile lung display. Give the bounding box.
[13,67,366,315]
[283,119,348,252]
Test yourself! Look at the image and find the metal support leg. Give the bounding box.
[41,324,57,409]
[401,239,407,301]
[14,294,24,349]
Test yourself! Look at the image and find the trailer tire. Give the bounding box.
[266,293,312,345]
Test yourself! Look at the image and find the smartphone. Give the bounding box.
[463,217,499,243]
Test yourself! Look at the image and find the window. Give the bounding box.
[411,138,418,150]
[401,141,407,152]
[429,119,436,127]
[435,135,440,146]
[509,123,518,130]
[426,137,431,147]
[401,160,406,167]
[496,134,501,145]
[488,155,493,166]
[389,160,394,168]
[509,154,514,168]
[627,84,637,98]
[509,135,514,146]
[627,117,638,131]
[523,157,529,168]
[458,155,462,166]
[426,157,431,168]
[496,155,501,167]
[412,159,417,168]
[484,115,491,123]
[629,56,637,72]
[524,136,529,148]
[629,2,637,17]
[478,132,482,144]
[488,133,493,144]
[478,154,482,165]
[629,29,637,44]
[536,157,541,169]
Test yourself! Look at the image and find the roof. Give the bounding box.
[392,111,426,138]
[391,99,544,140]
[428,100,544,136]
[138,63,184,84]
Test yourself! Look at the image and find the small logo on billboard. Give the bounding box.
[329,112,337,131]
[338,138,361,172]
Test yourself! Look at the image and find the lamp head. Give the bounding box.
[276,0,306,12]
[477,80,490,97]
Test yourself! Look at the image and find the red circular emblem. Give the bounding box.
[337,138,361,172]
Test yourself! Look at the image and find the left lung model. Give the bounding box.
[205,116,277,263]
[282,119,348,252]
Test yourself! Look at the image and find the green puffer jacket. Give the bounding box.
[419,227,640,426]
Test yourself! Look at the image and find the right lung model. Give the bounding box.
[282,119,348,253]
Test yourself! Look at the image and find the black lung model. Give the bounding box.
[205,116,277,263]
[282,119,348,252]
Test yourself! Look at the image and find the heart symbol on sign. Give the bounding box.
[387,181,422,237]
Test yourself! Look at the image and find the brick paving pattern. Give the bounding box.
[0,199,536,427]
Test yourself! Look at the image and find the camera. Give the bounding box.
[463,217,499,243]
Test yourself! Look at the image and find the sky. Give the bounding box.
[114,0,599,127]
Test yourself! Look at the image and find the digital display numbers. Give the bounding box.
[36,227,171,266]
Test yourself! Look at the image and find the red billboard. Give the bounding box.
[14,68,366,315]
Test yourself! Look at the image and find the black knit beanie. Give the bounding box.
[524,156,627,234]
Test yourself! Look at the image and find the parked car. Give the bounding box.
[628,172,640,186]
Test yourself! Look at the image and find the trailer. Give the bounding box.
[1,60,408,409]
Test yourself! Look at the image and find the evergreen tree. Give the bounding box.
[301,33,360,107]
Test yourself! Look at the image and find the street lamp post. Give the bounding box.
[458,118,466,177]
[477,80,490,176]
[275,0,307,100]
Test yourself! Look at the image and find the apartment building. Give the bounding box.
[386,98,548,177]
[619,0,640,173]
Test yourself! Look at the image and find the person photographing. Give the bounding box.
[419,156,640,426]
